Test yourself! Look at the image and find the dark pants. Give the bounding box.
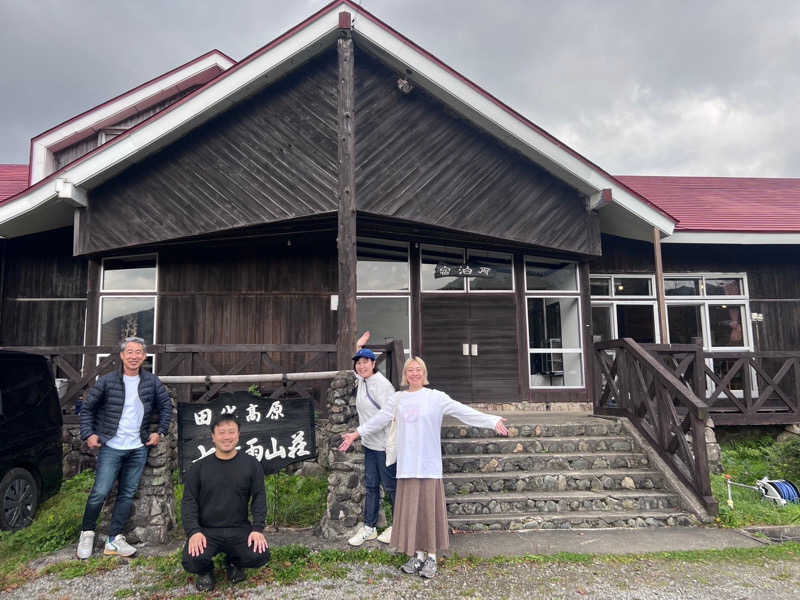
[364,446,397,528]
[81,445,149,537]
[182,528,271,574]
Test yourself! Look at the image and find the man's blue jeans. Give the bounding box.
[81,445,149,537]
[364,447,396,528]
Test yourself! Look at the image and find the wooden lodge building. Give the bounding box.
[1,0,799,430]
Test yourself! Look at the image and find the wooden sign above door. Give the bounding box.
[434,262,492,278]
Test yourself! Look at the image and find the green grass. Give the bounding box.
[174,471,327,531]
[0,470,95,591]
[712,434,800,527]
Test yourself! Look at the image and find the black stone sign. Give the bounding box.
[434,262,492,278]
[178,390,316,478]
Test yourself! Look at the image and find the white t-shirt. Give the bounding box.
[357,387,500,479]
[106,375,145,450]
[354,371,396,451]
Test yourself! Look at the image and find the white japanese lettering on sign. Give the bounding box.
[246,403,262,423]
[288,431,311,458]
[194,408,212,426]
[265,401,284,420]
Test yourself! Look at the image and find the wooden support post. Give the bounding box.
[513,253,529,401]
[579,261,595,407]
[409,242,422,358]
[84,257,101,374]
[653,226,668,343]
[336,19,357,370]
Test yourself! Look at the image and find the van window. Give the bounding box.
[0,358,50,422]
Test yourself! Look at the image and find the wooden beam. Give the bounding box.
[653,226,669,343]
[409,242,422,357]
[84,257,101,372]
[336,24,357,370]
[579,261,595,407]
[513,253,529,401]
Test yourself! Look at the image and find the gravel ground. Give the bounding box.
[6,547,800,600]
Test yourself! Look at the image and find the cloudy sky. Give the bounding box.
[2,0,799,177]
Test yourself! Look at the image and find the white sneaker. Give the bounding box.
[347,525,377,546]
[376,526,392,544]
[77,530,95,559]
[104,534,137,557]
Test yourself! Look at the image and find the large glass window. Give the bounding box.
[525,258,577,292]
[466,250,513,291]
[591,305,613,343]
[616,304,656,343]
[102,255,157,291]
[99,255,158,348]
[421,245,465,291]
[709,304,747,347]
[99,297,156,346]
[357,238,409,291]
[356,297,410,351]
[527,296,583,387]
[667,304,703,344]
[357,239,412,355]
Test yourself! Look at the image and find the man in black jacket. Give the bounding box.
[181,413,270,592]
[76,336,172,559]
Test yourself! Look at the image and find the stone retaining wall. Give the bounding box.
[61,410,179,545]
[318,370,381,540]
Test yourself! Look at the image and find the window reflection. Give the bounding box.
[468,250,512,291]
[100,297,155,346]
[526,258,577,291]
[102,256,157,291]
[709,304,745,346]
[357,239,409,291]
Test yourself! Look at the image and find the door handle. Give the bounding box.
[462,343,469,356]
[471,344,478,356]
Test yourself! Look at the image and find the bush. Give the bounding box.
[767,436,800,483]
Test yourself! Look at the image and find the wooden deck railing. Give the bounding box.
[594,338,718,515]
[0,340,406,411]
[642,344,800,426]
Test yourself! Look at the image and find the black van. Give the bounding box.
[0,351,63,529]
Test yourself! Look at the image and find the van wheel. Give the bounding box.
[0,468,39,530]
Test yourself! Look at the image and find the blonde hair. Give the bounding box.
[401,356,429,387]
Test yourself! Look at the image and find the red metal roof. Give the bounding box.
[617,176,800,233]
[0,165,29,203]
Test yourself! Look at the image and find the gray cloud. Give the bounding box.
[2,0,800,177]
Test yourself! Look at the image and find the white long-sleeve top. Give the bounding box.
[357,387,500,479]
[354,371,396,451]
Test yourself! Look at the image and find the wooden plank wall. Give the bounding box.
[0,228,87,349]
[592,234,800,351]
[79,50,341,254]
[157,236,338,373]
[353,51,600,256]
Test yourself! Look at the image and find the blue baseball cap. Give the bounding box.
[352,348,377,361]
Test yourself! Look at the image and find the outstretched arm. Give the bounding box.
[356,331,370,350]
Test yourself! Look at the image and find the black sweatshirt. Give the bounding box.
[182,451,267,536]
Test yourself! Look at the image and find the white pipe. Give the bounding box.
[158,371,339,384]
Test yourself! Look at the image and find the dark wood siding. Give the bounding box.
[157,235,338,373]
[354,51,599,256]
[80,51,340,254]
[1,228,87,346]
[593,234,800,352]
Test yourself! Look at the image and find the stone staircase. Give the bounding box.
[442,413,700,531]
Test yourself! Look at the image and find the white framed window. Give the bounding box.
[357,238,409,292]
[525,257,578,293]
[101,254,158,292]
[356,296,412,360]
[98,254,159,359]
[526,255,583,390]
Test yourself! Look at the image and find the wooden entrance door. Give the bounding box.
[421,295,518,403]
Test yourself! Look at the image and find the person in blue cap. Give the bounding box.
[346,331,397,546]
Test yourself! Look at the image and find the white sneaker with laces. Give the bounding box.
[77,530,95,559]
[347,525,377,546]
[104,534,137,557]
[376,526,392,544]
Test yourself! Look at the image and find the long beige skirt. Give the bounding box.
[390,478,449,556]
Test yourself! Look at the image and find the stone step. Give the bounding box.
[442,452,650,474]
[442,419,623,440]
[441,435,637,455]
[445,490,680,516]
[448,510,699,531]
[443,469,666,495]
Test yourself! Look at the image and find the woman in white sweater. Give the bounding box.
[339,356,508,578]
[347,339,397,546]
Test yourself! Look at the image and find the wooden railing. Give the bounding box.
[0,340,405,411]
[642,344,800,426]
[594,338,718,515]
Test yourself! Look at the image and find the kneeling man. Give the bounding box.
[181,414,270,591]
